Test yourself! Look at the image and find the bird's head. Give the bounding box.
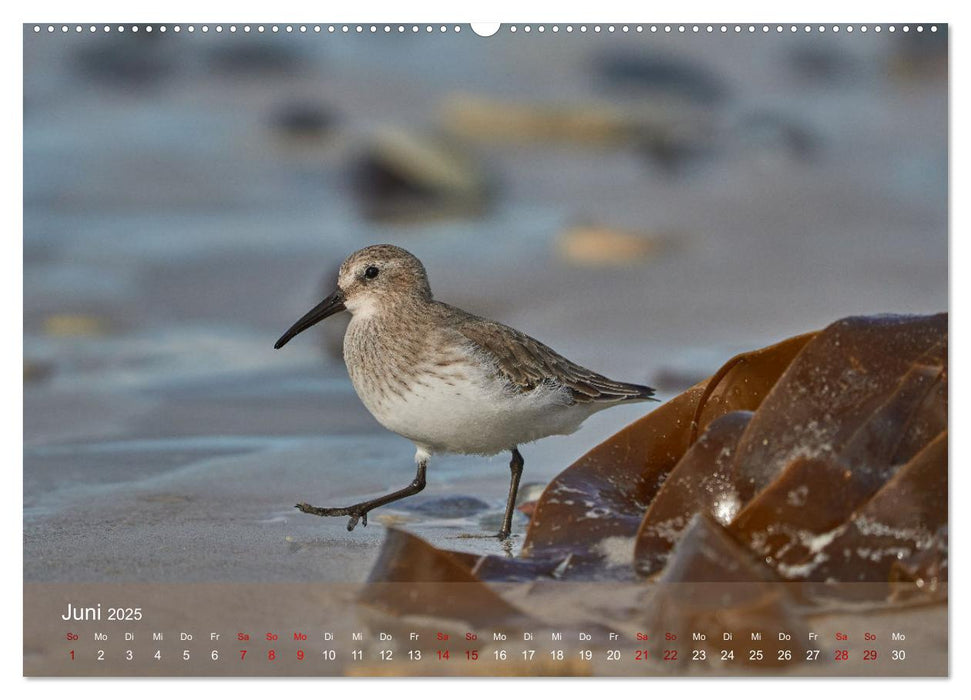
[274,244,431,349]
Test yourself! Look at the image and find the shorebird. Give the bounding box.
[274,244,656,539]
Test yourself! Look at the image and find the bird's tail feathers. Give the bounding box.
[581,378,657,403]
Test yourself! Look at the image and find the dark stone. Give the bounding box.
[208,42,302,75]
[74,37,173,89]
[403,495,491,519]
[269,102,337,139]
[594,51,726,106]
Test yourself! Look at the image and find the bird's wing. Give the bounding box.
[452,314,655,404]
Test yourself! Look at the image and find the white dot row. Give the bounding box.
[506,24,938,34]
[31,24,940,35]
[31,24,464,34]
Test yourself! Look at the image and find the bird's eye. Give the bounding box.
[364,266,380,280]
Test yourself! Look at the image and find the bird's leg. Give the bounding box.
[296,460,427,531]
[498,447,524,540]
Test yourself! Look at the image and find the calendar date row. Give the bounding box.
[67,646,910,663]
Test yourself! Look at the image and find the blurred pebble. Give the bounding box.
[442,94,706,152]
[637,128,714,175]
[650,345,738,394]
[650,368,709,394]
[788,46,858,83]
[208,43,302,76]
[594,52,726,106]
[556,226,665,267]
[24,360,55,384]
[351,128,490,222]
[401,495,491,519]
[515,482,546,506]
[442,95,713,175]
[736,112,817,163]
[74,36,173,89]
[443,95,654,145]
[43,314,110,337]
[269,102,337,141]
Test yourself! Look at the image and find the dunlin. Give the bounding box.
[275,244,656,539]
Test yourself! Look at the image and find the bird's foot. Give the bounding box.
[496,528,511,541]
[295,503,369,531]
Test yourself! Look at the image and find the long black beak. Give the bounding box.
[274,289,346,349]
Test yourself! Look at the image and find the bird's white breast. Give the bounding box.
[344,320,591,455]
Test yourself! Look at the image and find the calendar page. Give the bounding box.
[22,21,948,678]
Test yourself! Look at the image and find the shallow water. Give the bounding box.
[23,27,946,582]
